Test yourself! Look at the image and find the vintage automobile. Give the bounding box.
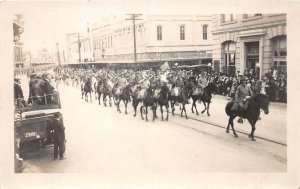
[14,92,64,157]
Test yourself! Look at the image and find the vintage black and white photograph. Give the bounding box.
[13,10,287,173]
[1,0,299,188]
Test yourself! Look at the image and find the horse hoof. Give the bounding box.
[248,134,252,138]
[142,118,144,120]
[161,118,164,121]
[146,119,148,122]
[186,117,188,119]
[234,134,239,138]
[133,114,136,117]
[196,113,199,115]
[165,118,168,121]
[208,114,210,117]
[201,111,204,114]
[251,138,256,141]
[125,112,127,114]
[226,130,229,133]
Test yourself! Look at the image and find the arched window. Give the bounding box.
[180,25,185,40]
[222,41,236,75]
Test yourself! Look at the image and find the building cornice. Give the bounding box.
[211,21,286,35]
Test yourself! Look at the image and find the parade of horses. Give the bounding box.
[15,65,273,142]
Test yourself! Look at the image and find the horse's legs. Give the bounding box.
[230,116,238,137]
[103,94,107,107]
[207,102,210,116]
[201,102,207,114]
[90,92,92,102]
[180,103,184,117]
[133,101,138,117]
[191,100,194,113]
[152,105,155,121]
[166,104,169,121]
[99,93,101,105]
[248,119,257,141]
[140,105,144,120]
[160,105,164,121]
[124,100,128,114]
[194,101,199,115]
[183,104,188,119]
[145,106,149,121]
[109,95,112,107]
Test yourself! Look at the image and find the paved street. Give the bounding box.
[19,79,287,173]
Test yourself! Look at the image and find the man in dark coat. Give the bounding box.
[14,78,25,107]
[51,112,66,160]
[43,74,55,104]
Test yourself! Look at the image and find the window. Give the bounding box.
[203,25,208,40]
[180,25,185,40]
[222,14,236,22]
[157,26,162,41]
[272,35,287,72]
[222,41,236,75]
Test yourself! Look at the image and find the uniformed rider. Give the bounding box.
[231,77,253,123]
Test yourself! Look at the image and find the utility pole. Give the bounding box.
[56,42,61,65]
[125,14,142,69]
[78,32,81,62]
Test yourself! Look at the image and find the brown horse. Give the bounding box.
[225,94,270,141]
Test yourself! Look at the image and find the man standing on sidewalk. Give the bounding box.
[51,112,66,160]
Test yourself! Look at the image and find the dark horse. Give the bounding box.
[139,86,156,122]
[170,81,194,119]
[191,82,216,116]
[114,84,133,114]
[225,94,270,141]
[99,79,113,107]
[81,80,93,102]
[154,84,169,121]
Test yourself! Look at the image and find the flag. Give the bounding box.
[160,61,170,71]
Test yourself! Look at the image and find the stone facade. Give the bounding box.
[211,14,286,78]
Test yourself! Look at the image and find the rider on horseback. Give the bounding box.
[115,73,128,96]
[137,75,151,100]
[231,77,253,123]
[196,72,208,95]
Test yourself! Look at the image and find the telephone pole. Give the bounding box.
[78,33,81,62]
[125,14,142,69]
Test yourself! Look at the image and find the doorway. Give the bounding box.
[245,41,259,75]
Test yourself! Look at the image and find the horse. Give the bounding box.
[114,84,133,114]
[96,81,103,105]
[139,86,156,122]
[81,80,93,102]
[154,84,169,121]
[191,82,216,116]
[170,81,194,119]
[100,80,113,107]
[225,94,270,141]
